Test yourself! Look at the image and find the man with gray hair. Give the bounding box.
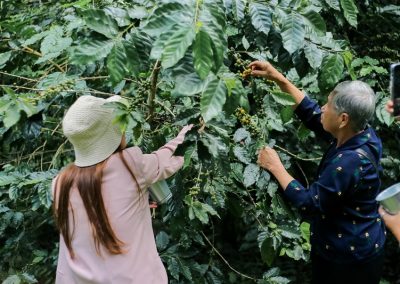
[249,61,385,284]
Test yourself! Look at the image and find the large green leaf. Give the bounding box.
[324,0,340,10]
[233,0,245,21]
[304,42,323,69]
[249,3,272,36]
[170,53,207,96]
[300,10,326,35]
[340,0,358,27]
[107,41,128,85]
[200,9,226,73]
[200,77,227,122]
[123,38,141,76]
[270,91,295,106]
[3,103,20,128]
[81,9,119,38]
[261,236,276,266]
[104,7,130,27]
[161,26,196,69]
[36,26,72,64]
[143,3,191,36]
[204,1,226,30]
[0,51,12,68]
[281,12,305,54]
[193,29,213,79]
[200,132,228,158]
[319,54,344,90]
[243,163,260,187]
[69,39,114,65]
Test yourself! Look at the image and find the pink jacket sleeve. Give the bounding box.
[123,125,191,189]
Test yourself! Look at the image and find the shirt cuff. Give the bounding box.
[294,95,315,117]
[284,179,307,208]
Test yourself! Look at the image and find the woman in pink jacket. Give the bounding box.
[52,95,192,283]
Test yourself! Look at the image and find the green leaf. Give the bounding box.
[0,174,17,186]
[23,31,49,46]
[324,0,340,10]
[156,231,170,251]
[281,12,305,54]
[233,0,245,21]
[280,106,293,123]
[243,164,260,187]
[319,54,344,90]
[193,201,209,224]
[69,39,114,65]
[202,203,219,216]
[261,237,276,266]
[200,12,226,73]
[104,7,131,27]
[233,146,251,165]
[200,132,227,158]
[233,128,251,143]
[340,0,358,27]
[36,27,72,64]
[107,41,128,85]
[304,42,323,69]
[161,26,196,69]
[242,36,250,50]
[81,9,119,38]
[17,99,38,117]
[2,275,21,284]
[249,3,272,36]
[270,91,296,106]
[300,10,326,35]
[200,77,227,122]
[183,144,196,169]
[193,29,213,79]
[0,51,12,68]
[143,3,191,36]
[3,103,20,128]
[123,39,140,76]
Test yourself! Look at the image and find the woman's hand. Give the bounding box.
[385,99,400,120]
[177,124,194,137]
[248,61,285,82]
[257,146,284,174]
[379,206,400,241]
[385,100,394,114]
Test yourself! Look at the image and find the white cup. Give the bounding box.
[376,183,400,215]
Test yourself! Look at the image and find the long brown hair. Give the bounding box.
[53,148,141,258]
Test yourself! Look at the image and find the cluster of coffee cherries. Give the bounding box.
[234,107,260,136]
[42,80,75,96]
[232,50,252,79]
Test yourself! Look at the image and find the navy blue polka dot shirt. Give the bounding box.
[284,96,386,263]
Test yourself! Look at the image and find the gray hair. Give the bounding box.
[331,81,376,132]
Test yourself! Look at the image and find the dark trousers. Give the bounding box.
[311,250,384,284]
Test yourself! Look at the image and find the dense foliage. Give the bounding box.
[1,0,400,283]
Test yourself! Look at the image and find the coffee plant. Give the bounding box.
[1,0,400,283]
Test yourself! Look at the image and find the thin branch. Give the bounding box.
[200,231,259,282]
[154,98,175,117]
[21,46,65,72]
[274,144,322,161]
[0,84,114,96]
[0,71,38,82]
[295,160,309,188]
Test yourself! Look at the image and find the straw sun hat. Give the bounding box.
[62,95,127,167]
